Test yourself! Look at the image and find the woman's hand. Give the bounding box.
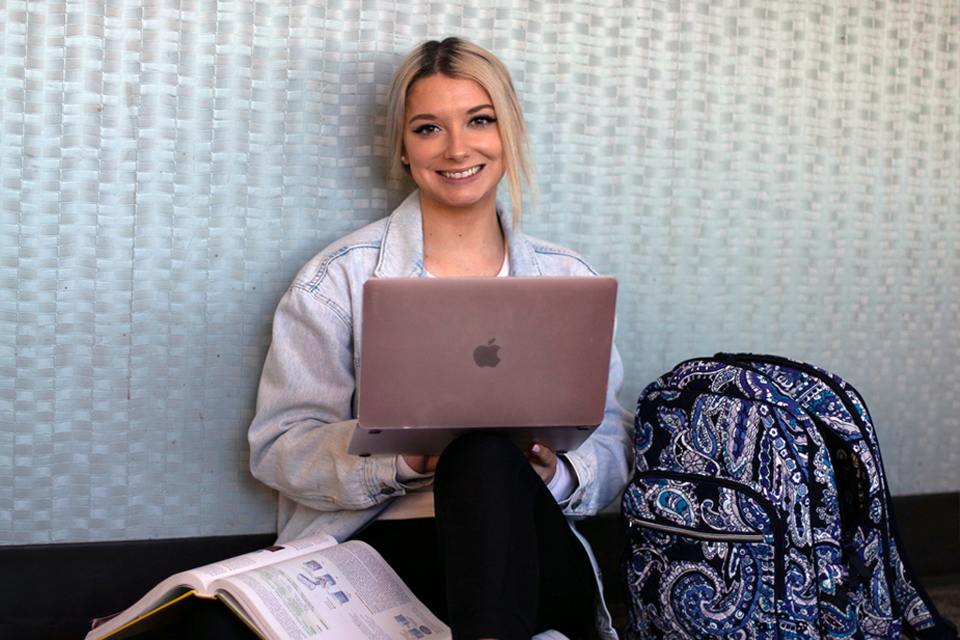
[525,443,558,485]
[402,455,440,474]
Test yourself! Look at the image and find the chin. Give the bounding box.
[422,188,498,212]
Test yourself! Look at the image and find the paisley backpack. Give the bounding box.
[621,353,957,640]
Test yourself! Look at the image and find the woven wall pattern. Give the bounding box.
[1,0,958,544]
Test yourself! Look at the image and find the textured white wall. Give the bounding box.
[1,0,958,544]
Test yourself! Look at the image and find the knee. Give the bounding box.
[435,432,526,484]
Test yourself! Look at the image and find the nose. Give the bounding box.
[444,129,469,162]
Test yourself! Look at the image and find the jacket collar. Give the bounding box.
[373,190,425,278]
[373,189,542,278]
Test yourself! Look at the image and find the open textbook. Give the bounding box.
[85,533,451,640]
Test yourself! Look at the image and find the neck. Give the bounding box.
[420,196,505,277]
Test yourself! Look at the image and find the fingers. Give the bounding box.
[402,454,440,474]
[528,443,555,464]
[525,443,558,485]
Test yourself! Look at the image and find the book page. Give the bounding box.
[215,540,451,640]
[184,533,339,592]
[85,533,338,640]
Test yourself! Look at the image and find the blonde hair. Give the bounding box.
[386,37,535,225]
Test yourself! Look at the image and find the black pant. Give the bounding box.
[354,432,598,640]
[130,434,597,640]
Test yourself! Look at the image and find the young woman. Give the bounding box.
[249,38,634,640]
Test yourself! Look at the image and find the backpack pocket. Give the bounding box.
[622,472,786,639]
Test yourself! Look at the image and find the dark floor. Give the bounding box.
[922,575,960,628]
[1,492,957,640]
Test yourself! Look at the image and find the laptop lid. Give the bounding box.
[347,276,618,457]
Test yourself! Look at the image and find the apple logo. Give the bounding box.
[473,339,501,368]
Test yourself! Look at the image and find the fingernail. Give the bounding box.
[532,444,541,453]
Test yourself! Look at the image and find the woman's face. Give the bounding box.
[402,74,505,217]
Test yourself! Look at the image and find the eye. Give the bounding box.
[412,123,440,135]
[470,114,497,127]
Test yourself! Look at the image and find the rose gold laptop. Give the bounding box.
[347,276,618,457]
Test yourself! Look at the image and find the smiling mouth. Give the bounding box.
[438,165,483,180]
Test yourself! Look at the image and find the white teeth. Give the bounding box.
[440,166,481,179]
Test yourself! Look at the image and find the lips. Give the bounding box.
[438,165,483,180]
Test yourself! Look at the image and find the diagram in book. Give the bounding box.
[297,558,338,590]
[297,574,319,590]
[395,614,435,639]
[297,572,337,590]
[400,623,435,639]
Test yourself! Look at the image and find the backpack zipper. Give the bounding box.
[626,515,765,543]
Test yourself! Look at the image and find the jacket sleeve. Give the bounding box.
[247,285,420,513]
[560,340,635,518]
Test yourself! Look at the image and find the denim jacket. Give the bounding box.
[248,190,634,638]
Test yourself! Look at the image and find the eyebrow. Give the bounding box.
[408,104,495,125]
